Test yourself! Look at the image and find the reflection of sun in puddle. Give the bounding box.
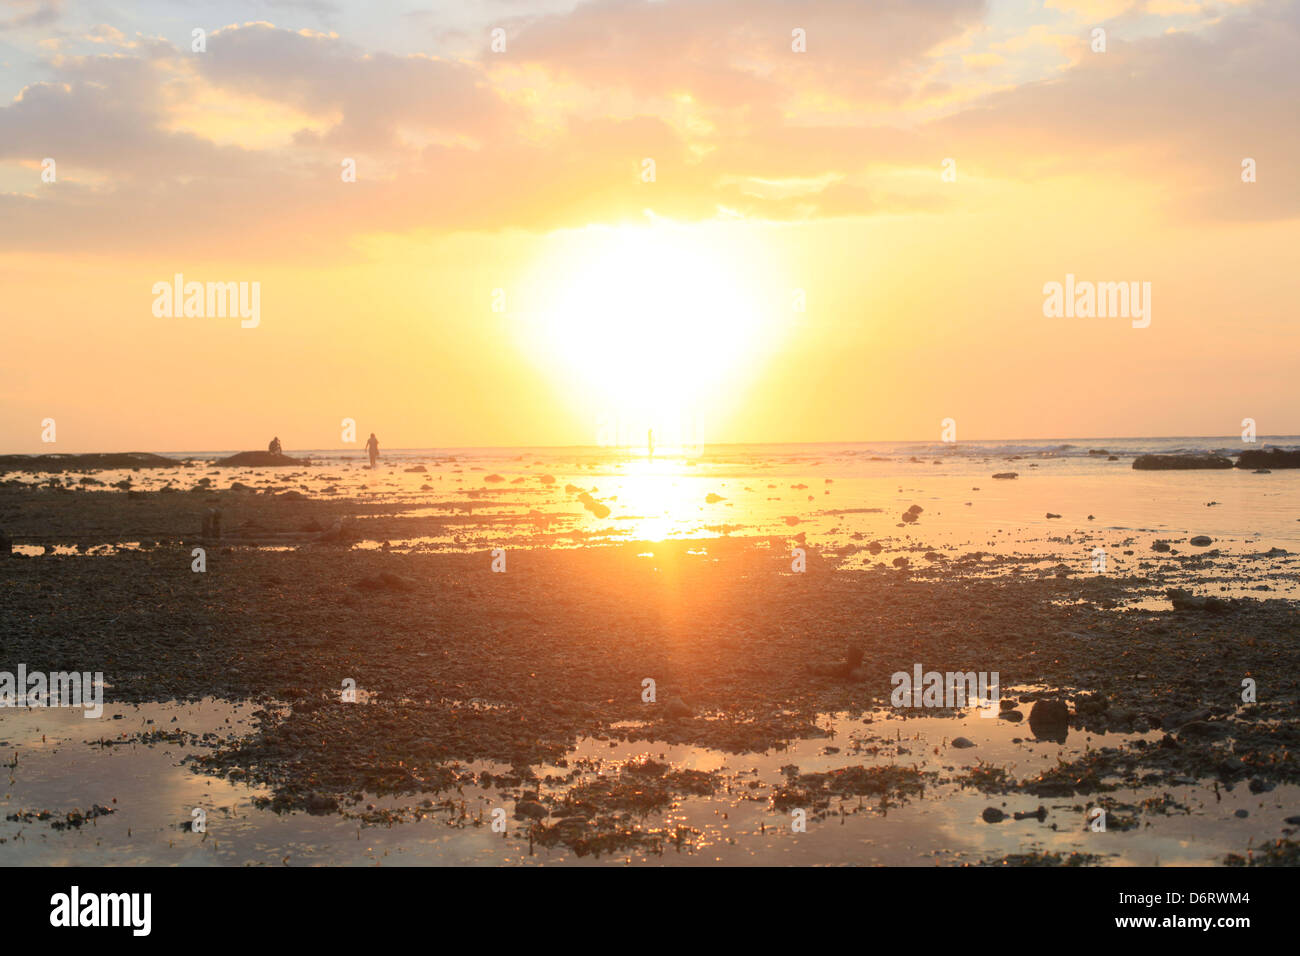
[609,459,719,542]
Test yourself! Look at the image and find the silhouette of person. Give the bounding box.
[268,436,282,455]
[365,433,380,469]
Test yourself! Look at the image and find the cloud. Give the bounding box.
[0,0,60,31]
[928,0,1300,219]
[0,1,1294,260]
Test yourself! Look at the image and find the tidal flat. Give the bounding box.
[1,447,1298,865]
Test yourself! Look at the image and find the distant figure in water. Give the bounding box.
[365,433,380,469]
[647,428,654,462]
[268,436,282,455]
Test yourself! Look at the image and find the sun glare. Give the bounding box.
[519,221,786,446]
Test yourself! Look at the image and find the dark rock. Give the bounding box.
[353,571,415,592]
[1028,700,1070,741]
[1132,454,1233,470]
[0,452,180,473]
[1166,588,1231,612]
[1189,535,1213,546]
[305,792,339,814]
[514,800,548,821]
[1237,448,1300,469]
[1014,806,1048,822]
[663,696,692,719]
[215,451,308,467]
[982,807,1005,823]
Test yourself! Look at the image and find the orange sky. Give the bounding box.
[1,0,1297,452]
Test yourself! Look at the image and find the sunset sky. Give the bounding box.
[1,0,1297,452]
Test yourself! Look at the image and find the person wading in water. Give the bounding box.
[365,432,380,469]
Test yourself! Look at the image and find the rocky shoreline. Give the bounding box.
[2,479,1298,864]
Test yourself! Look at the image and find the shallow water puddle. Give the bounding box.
[2,698,1296,866]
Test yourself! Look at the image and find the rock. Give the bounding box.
[1248,778,1275,794]
[577,492,611,520]
[892,556,910,568]
[981,807,1005,823]
[1234,809,1249,818]
[1152,541,1171,553]
[215,451,307,467]
[1177,720,1230,741]
[1166,588,1231,613]
[1132,454,1233,470]
[951,737,976,749]
[200,507,222,539]
[305,792,338,814]
[514,800,548,821]
[999,709,1023,722]
[1237,448,1300,469]
[353,571,415,592]
[0,452,179,473]
[403,465,427,473]
[1030,700,1070,724]
[1189,535,1213,546]
[1014,806,1048,822]
[1028,700,1070,741]
[992,472,1018,480]
[1045,512,1061,519]
[705,493,725,503]
[663,696,693,719]
[314,518,354,543]
[1284,816,1300,826]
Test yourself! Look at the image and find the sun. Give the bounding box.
[517,220,787,449]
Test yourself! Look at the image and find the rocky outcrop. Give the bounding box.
[0,452,179,473]
[1237,448,1300,469]
[215,451,308,467]
[1132,454,1233,470]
